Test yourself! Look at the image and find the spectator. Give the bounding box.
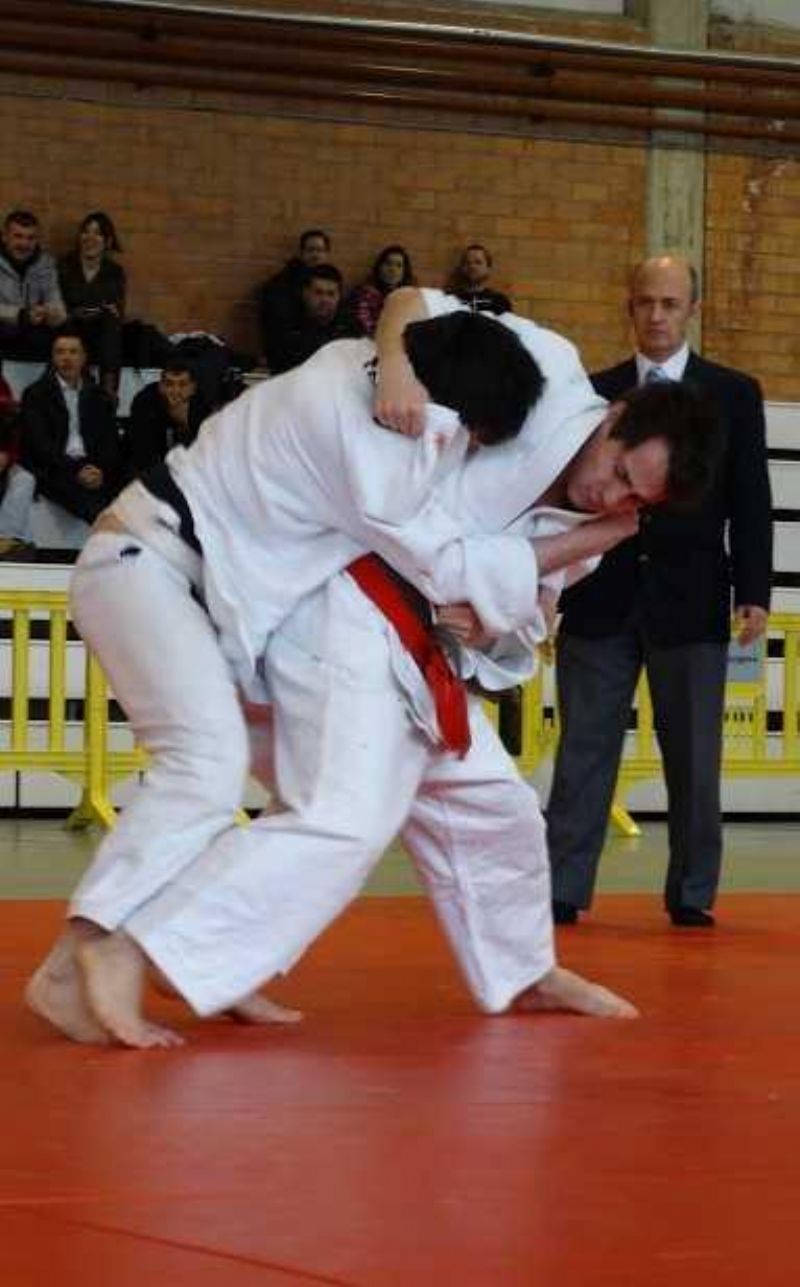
[267,264,358,375]
[258,228,332,367]
[0,375,36,559]
[58,211,126,398]
[19,327,123,523]
[347,244,415,338]
[547,255,772,929]
[168,334,247,411]
[450,243,511,315]
[123,360,211,475]
[0,210,66,361]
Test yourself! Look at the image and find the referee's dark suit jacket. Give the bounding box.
[559,352,773,644]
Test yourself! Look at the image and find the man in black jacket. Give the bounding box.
[258,228,332,369]
[123,359,210,475]
[547,255,772,928]
[19,327,123,523]
[267,264,358,376]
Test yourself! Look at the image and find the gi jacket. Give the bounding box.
[559,353,773,645]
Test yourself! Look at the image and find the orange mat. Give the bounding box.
[2,895,800,1286]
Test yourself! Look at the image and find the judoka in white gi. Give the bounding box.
[28,296,718,1047]
[26,306,567,1044]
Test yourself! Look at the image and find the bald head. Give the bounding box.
[628,255,700,362]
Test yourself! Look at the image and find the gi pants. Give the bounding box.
[71,534,555,1017]
[69,524,252,931]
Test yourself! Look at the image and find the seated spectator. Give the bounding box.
[0,375,36,559]
[450,243,512,315]
[0,210,67,361]
[19,327,123,523]
[347,244,415,338]
[258,228,332,367]
[58,211,126,398]
[267,264,358,375]
[168,334,247,411]
[123,360,211,475]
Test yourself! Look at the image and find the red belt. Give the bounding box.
[347,553,471,757]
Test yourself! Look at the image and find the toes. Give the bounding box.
[585,986,640,1020]
[112,1021,185,1050]
[281,1011,303,1025]
[259,1001,303,1024]
[513,973,639,1020]
[240,1001,303,1025]
[610,997,640,1020]
[155,1024,186,1048]
[141,1023,185,1049]
[226,994,304,1025]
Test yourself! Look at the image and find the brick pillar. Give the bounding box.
[643,0,709,346]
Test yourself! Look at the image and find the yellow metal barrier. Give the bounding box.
[0,589,144,829]
[1,591,798,834]
[520,613,800,834]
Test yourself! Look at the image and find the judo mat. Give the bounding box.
[2,892,799,1286]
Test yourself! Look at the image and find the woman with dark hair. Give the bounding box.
[58,212,126,395]
[348,244,414,338]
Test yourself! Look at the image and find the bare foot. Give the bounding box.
[149,971,301,1026]
[514,966,639,1019]
[79,933,184,1049]
[25,922,111,1044]
[225,992,303,1026]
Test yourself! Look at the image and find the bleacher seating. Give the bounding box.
[1,359,160,416]
[0,361,46,402]
[1,360,162,552]
[30,498,89,551]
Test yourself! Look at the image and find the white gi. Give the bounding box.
[69,293,606,1011]
[116,502,598,1017]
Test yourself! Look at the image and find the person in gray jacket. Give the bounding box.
[0,210,66,361]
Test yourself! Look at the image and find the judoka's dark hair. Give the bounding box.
[403,311,543,445]
[610,379,722,509]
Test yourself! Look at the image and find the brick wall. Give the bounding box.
[703,21,800,399]
[704,153,800,402]
[0,7,796,396]
[0,89,644,371]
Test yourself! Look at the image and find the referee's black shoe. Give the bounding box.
[668,905,715,928]
[552,899,579,926]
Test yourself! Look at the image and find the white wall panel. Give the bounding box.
[770,460,800,510]
[713,1,800,30]
[766,402,800,450]
[771,521,800,572]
